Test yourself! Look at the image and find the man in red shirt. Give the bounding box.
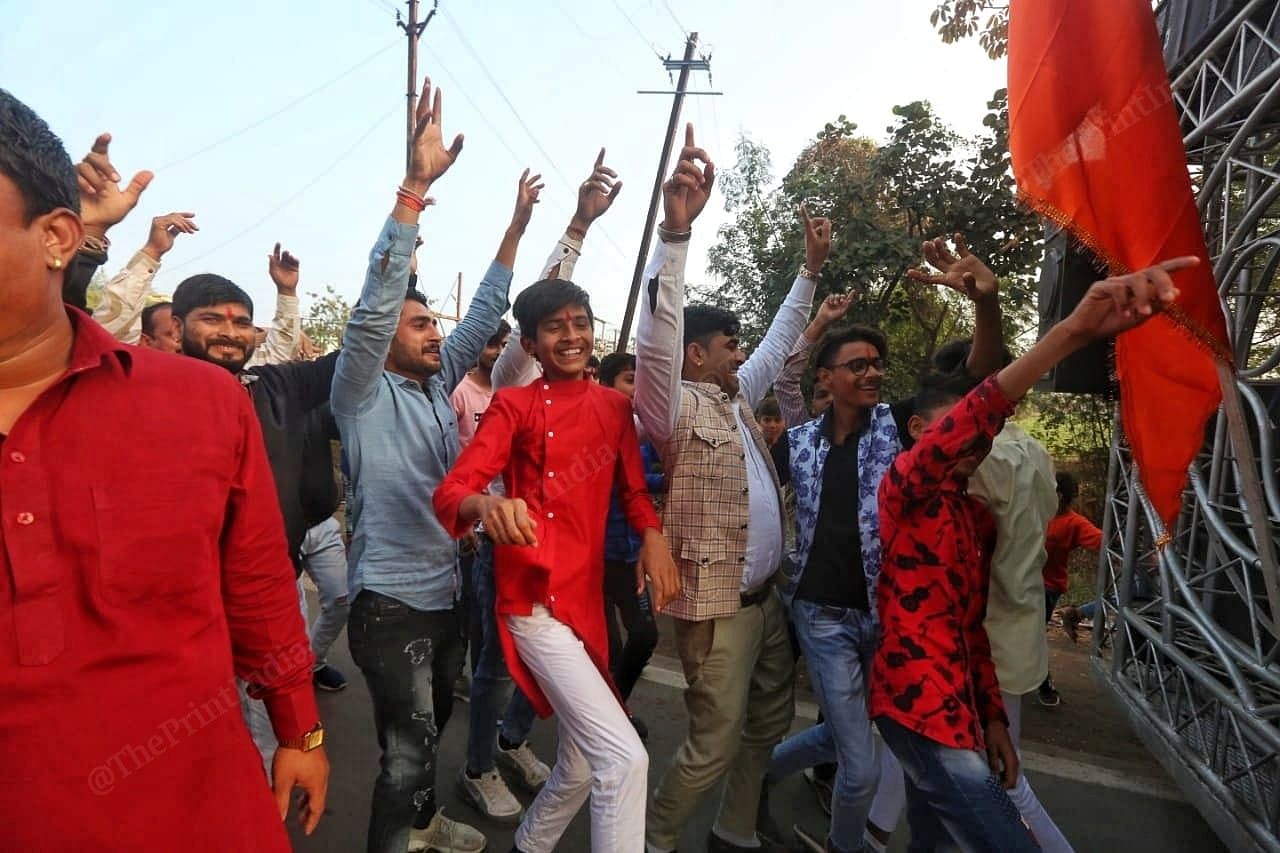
[871,251,1201,851]
[434,275,681,852]
[0,91,327,849]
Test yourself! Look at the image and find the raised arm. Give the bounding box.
[493,149,622,391]
[331,76,463,417]
[248,243,303,367]
[907,234,1003,379]
[439,170,543,392]
[737,205,829,408]
[92,212,197,342]
[776,291,854,426]
[635,124,715,449]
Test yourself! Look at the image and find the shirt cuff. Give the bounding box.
[975,373,1017,416]
[264,684,322,743]
[128,250,160,275]
[370,216,421,263]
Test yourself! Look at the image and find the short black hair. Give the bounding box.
[814,324,888,370]
[513,279,594,338]
[599,351,636,387]
[0,89,79,221]
[913,372,973,419]
[141,301,172,338]
[172,274,254,319]
[933,337,1015,374]
[587,355,601,369]
[684,304,740,349]
[756,396,782,420]
[487,318,511,348]
[405,288,430,309]
[1057,471,1079,504]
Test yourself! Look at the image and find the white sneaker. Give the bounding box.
[407,808,487,853]
[496,739,551,791]
[457,767,522,824]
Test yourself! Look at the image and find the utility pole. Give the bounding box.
[614,32,720,353]
[398,0,438,171]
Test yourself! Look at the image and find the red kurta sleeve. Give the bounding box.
[220,391,318,742]
[434,389,520,539]
[614,399,662,537]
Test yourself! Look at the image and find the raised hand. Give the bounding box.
[801,203,833,272]
[268,243,301,295]
[510,169,545,234]
[404,77,465,194]
[572,148,622,231]
[660,123,715,233]
[1063,256,1199,341]
[814,290,855,328]
[907,233,998,303]
[77,133,154,240]
[141,212,197,262]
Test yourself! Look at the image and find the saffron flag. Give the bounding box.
[1008,0,1231,527]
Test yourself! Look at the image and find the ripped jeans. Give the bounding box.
[348,590,465,853]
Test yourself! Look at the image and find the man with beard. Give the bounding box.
[331,78,540,853]
[0,88,326,850]
[170,250,348,765]
[634,125,824,853]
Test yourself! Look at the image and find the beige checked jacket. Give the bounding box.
[658,383,786,620]
[634,239,817,623]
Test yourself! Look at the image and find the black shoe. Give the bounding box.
[757,781,786,845]
[630,714,649,741]
[1038,682,1061,707]
[312,664,348,692]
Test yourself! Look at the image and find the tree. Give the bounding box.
[302,285,352,355]
[703,89,1041,402]
[930,1,1010,59]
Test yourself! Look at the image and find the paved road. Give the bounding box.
[286,620,1226,852]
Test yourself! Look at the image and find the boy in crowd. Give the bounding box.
[434,275,680,852]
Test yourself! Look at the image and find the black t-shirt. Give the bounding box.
[773,419,869,611]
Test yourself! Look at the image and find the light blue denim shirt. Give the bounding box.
[332,216,511,611]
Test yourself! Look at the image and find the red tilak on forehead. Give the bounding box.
[225,308,238,322]
[561,308,575,324]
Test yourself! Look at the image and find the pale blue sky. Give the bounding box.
[1,0,1004,336]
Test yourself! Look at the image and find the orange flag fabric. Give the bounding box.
[1007,0,1232,527]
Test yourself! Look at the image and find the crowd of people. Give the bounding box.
[1,76,1187,853]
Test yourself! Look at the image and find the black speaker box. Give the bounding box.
[1036,228,1111,395]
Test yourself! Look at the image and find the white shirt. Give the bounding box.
[735,400,783,591]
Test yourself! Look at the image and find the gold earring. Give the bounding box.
[51,258,63,270]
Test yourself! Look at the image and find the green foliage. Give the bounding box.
[930,1,1010,59]
[302,285,352,355]
[704,90,1041,402]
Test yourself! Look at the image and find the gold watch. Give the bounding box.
[277,722,325,752]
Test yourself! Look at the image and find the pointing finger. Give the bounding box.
[595,147,606,168]
[1156,255,1201,274]
[684,122,694,148]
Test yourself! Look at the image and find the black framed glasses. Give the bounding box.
[828,356,886,376]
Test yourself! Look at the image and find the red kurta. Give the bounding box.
[0,311,318,851]
[434,377,661,716]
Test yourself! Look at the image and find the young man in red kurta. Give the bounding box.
[870,252,1202,851]
[434,277,681,852]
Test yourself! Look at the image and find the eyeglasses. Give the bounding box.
[827,357,886,376]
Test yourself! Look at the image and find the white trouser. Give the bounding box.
[239,576,309,777]
[868,694,1075,853]
[507,605,648,853]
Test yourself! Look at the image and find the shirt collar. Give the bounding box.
[66,306,133,377]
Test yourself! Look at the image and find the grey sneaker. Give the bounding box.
[457,767,522,825]
[407,809,487,853]
[496,739,551,791]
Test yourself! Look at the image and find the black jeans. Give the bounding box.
[603,559,659,700]
[347,591,465,853]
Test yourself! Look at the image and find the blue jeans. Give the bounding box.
[348,591,465,853]
[300,517,351,666]
[768,601,879,853]
[876,717,1040,852]
[467,537,537,773]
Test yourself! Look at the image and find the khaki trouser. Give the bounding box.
[646,590,796,849]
